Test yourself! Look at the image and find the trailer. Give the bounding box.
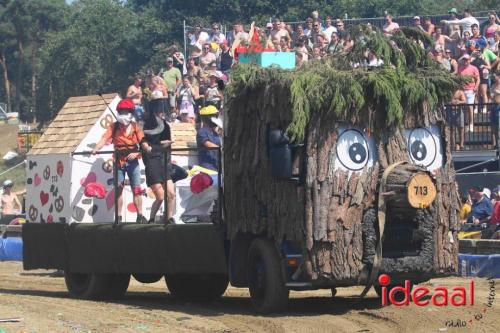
[23,26,464,313]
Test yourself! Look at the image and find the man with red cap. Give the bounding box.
[92,99,148,224]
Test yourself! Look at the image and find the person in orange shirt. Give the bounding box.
[92,99,148,224]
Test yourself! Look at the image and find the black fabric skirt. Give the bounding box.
[143,152,171,186]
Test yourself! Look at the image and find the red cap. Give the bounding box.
[117,99,135,111]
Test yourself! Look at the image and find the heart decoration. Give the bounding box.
[56,161,64,177]
[40,191,49,206]
[34,174,41,187]
[106,188,115,210]
[80,172,97,187]
[47,215,54,223]
[88,204,98,216]
[127,202,137,213]
[82,198,92,205]
[72,206,85,222]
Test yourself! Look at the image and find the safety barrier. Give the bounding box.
[446,103,499,152]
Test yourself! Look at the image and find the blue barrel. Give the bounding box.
[0,237,23,261]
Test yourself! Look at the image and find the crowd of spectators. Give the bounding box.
[460,186,500,239]
[126,8,500,149]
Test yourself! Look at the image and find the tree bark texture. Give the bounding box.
[0,51,11,113]
[225,86,459,284]
[15,38,24,115]
[224,84,304,242]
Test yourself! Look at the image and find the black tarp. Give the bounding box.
[23,223,227,275]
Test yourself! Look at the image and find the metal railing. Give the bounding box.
[73,145,222,225]
[446,103,499,152]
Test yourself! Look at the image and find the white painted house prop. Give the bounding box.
[26,93,213,224]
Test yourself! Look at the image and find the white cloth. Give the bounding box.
[442,17,480,36]
[323,26,338,42]
[173,177,218,222]
[190,31,209,46]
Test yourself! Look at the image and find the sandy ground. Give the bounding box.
[0,261,498,333]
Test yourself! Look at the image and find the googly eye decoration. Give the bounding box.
[335,128,377,172]
[404,125,443,171]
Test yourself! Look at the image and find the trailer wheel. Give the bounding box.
[108,274,130,299]
[374,282,414,303]
[247,238,289,313]
[165,273,228,301]
[64,272,112,300]
[133,274,163,284]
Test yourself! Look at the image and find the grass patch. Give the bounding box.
[0,158,27,192]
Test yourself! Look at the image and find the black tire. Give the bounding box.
[374,282,414,303]
[64,272,112,300]
[133,273,163,284]
[108,274,130,299]
[165,273,228,301]
[247,238,289,313]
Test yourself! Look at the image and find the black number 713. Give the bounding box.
[414,186,428,195]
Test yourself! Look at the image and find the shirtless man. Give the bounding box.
[127,75,144,124]
[448,89,467,150]
[443,8,462,40]
[1,180,22,216]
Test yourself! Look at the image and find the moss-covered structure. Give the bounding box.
[224,25,464,285]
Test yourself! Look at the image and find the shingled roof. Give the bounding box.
[28,93,198,156]
[28,94,118,155]
[171,122,197,156]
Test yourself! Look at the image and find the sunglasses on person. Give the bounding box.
[336,24,343,27]
[204,47,210,50]
[313,24,319,27]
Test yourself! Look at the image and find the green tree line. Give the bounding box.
[0,0,496,123]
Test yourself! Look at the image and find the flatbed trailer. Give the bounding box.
[21,26,466,313]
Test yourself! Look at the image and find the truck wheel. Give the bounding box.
[108,274,130,299]
[374,282,414,303]
[64,272,112,300]
[247,238,289,313]
[165,273,228,301]
[133,274,163,284]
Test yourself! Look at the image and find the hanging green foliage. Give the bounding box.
[226,24,467,142]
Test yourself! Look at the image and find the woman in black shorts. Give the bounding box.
[142,106,175,224]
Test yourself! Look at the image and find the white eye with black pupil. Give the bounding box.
[336,129,370,171]
[405,126,443,171]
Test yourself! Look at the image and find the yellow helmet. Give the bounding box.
[199,105,218,116]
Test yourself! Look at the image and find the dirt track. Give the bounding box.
[0,261,497,333]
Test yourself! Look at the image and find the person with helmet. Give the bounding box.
[91,99,148,224]
[1,180,21,216]
[197,105,222,171]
